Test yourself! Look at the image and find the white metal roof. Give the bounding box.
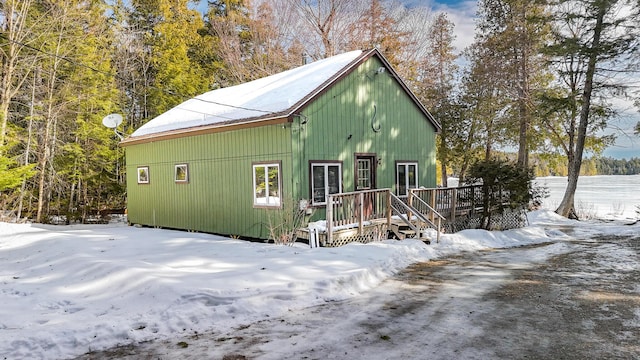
[129,50,364,138]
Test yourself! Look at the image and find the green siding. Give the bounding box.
[126,55,438,239]
[293,57,438,220]
[126,124,293,239]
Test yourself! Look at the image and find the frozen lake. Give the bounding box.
[535,175,640,219]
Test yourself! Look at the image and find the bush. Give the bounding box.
[267,197,313,245]
[466,159,535,230]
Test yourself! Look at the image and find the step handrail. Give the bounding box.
[389,196,420,234]
[410,193,446,222]
[389,192,442,243]
[410,194,444,243]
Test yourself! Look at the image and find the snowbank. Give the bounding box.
[0,210,634,359]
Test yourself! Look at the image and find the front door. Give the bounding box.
[355,154,376,191]
[355,154,376,217]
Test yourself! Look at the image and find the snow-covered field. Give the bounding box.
[1,176,639,359]
[535,175,640,219]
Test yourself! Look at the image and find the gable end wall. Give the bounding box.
[292,56,438,219]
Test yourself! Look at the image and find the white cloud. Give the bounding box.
[432,0,478,54]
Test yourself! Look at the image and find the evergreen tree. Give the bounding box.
[548,0,640,218]
[59,0,123,222]
[0,142,35,194]
[421,13,459,187]
[457,40,512,180]
[596,157,640,175]
[146,0,211,115]
[0,0,43,215]
[467,158,534,229]
[475,0,552,169]
[23,0,119,222]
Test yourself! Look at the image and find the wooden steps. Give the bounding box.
[399,229,416,238]
[390,223,431,244]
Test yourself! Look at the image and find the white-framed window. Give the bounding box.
[396,162,418,197]
[356,158,372,190]
[137,166,149,184]
[311,162,342,205]
[173,164,189,183]
[175,163,189,183]
[253,162,281,208]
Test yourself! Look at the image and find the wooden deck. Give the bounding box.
[298,186,486,247]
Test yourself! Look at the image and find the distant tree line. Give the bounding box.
[446,152,640,177]
[532,155,640,176]
[594,157,640,175]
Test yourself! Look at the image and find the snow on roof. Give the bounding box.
[130,50,364,138]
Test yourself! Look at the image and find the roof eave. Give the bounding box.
[119,115,290,147]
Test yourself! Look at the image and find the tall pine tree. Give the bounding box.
[422,13,459,186]
[549,0,640,218]
[475,0,552,169]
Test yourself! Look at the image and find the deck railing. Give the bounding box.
[326,189,391,243]
[390,192,444,243]
[324,185,484,244]
[409,185,484,223]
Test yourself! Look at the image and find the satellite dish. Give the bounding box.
[102,114,123,129]
[102,113,125,140]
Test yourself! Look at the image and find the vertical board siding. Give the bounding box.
[126,124,292,239]
[294,57,437,222]
[127,55,438,239]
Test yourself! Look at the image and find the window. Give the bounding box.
[253,162,281,207]
[175,164,189,183]
[396,162,418,196]
[355,154,376,191]
[311,162,342,205]
[356,158,372,189]
[137,166,149,184]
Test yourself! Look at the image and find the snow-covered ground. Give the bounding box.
[535,175,640,219]
[1,176,639,359]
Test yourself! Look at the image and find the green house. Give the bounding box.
[120,49,441,239]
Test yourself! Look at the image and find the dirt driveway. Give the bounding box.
[79,227,640,360]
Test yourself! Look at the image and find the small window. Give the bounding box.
[175,164,189,183]
[311,162,342,205]
[253,162,281,207]
[396,162,418,196]
[357,159,371,190]
[137,166,149,184]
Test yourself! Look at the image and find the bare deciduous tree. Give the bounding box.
[287,0,361,58]
[0,0,42,150]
